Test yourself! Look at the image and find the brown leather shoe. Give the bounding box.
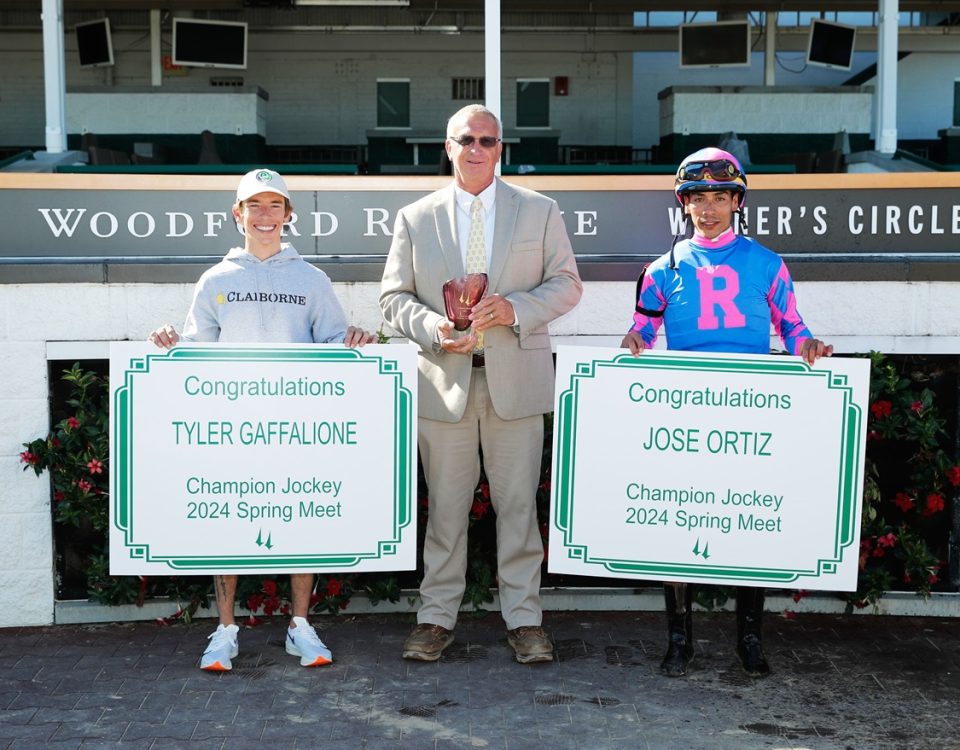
[402,624,454,662]
[507,626,554,664]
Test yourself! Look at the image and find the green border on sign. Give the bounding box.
[112,346,414,570]
[553,353,863,583]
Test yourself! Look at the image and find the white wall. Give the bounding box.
[861,51,960,140]
[659,87,872,138]
[4,278,960,626]
[630,51,874,149]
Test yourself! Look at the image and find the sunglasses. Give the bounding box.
[678,159,742,182]
[448,135,501,149]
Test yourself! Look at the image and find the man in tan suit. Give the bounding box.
[380,104,582,663]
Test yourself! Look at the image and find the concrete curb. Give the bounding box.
[53,586,960,624]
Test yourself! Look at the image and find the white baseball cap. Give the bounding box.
[235,168,290,203]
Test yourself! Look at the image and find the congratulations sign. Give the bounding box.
[109,342,417,574]
[549,347,870,590]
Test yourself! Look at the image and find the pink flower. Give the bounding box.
[87,458,104,475]
[67,416,80,430]
[876,532,897,549]
[19,451,39,466]
[77,479,93,493]
[910,401,923,414]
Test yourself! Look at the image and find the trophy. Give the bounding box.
[442,273,488,331]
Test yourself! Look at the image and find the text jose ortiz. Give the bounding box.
[621,381,792,537]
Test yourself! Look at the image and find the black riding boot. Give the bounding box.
[660,583,694,677]
[736,587,770,677]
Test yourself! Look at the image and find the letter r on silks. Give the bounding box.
[696,265,746,331]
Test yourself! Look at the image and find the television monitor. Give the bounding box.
[806,19,856,71]
[75,18,114,68]
[172,18,247,70]
[679,21,751,69]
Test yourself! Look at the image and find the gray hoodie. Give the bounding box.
[182,244,348,344]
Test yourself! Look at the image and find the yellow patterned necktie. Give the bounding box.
[465,196,486,350]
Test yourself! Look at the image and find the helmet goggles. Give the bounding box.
[677,158,743,184]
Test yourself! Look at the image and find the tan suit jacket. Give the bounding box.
[380,178,582,422]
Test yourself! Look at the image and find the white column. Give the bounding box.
[150,9,162,87]
[764,11,776,86]
[876,0,899,154]
[484,0,502,175]
[41,0,67,153]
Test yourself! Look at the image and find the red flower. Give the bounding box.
[893,492,914,512]
[262,579,277,597]
[876,532,897,549]
[866,430,880,442]
[929,573,939,585]
[246,593,264,612]
[922,493,945,517]
[326,578,342,597]
[51,438,60,448]
[246,614,263,626]
[87,458,104,475]
[19,451,39,466]
[478,483,491,501]
[77,479,92,493]
[792,589,809,604]
[67,416,80,430]
[53,491,65,502]
[903,573,912,584]
[263,596,279,616]
[910,401,923,414]
[947,466,960,487]
[781,609,797,620]
[471,499,490,520]
[870,400,892,420]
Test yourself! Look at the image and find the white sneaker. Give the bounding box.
[285,616,333,667]
[200,623,239,672]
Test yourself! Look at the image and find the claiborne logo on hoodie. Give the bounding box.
[215,291,307,305]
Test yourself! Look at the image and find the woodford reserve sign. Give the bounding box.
[548,347,870,590]
[3,174,960,273]
[109,342,417,575]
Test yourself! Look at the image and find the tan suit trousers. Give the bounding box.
[417,368,545,631]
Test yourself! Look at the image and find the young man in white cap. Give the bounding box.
[149,168,374,671]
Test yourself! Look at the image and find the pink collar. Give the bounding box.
[691,227,737,249]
